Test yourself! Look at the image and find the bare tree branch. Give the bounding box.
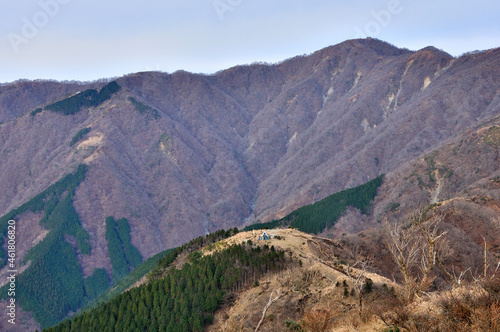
[344,247,373,315]
[383,219,420,301]
[255,289,288,332]
[451,266,471,285]
[384,205,452,302]
[483,236,489,280]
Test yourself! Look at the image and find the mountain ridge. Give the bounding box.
[0,38,499,330]
[1,38,499,251]
[0,40,496,241]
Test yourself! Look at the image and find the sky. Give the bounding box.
[1,0,499,83]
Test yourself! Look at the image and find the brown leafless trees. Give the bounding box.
[384,205,452,302]
[254,269,312,332]
[345,248,373,315]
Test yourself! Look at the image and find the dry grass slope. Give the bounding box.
[202,226,499,332]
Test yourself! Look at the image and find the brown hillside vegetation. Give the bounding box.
[2,39,500,260]
[200,229,394,331]
[197,228,500,331]
[1,39,500,330]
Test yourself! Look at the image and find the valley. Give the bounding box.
[0,38,499,330]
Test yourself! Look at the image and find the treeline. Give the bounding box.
[106,217,142,282]
[286,175,384,233]
[30,107,43,116]
[69,127,91,146]
[80,247,176,313]
[80,227,239,314]
[83,268,110,300]
[12,239,84,328]
[244,175,384,234]
[45,242,289,332]
[156,228,239,270]
[45,81,121,115]
[243,219,283,231]
[0,164,88,267]
[128,96,160,119]
[0,164,98,329]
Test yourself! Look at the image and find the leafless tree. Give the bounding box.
[412,210,453,289]
[254,269,314,331]
[345,247,373,315]
[471,236,500,284]
[451,266,471,286]
[254,289,289,332]
[383,218,420,301]
[384,205,452,302]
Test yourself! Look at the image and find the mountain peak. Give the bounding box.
[1,39,500,330]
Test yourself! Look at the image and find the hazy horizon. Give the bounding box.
[1,0,499,83]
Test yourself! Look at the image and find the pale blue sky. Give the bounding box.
[1,0,499,83]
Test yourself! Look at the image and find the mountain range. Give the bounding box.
[0,38,499,330]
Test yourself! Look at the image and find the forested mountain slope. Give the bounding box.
[0,38,499,330]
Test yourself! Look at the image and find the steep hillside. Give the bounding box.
[46,227,500,331]
[44,229,392,332]
[243,175,383,234]
[340,114,500,287]
[0,80,105,122]
[373,113,500,224]
[1,38,500,329]
[2,40,499,251]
